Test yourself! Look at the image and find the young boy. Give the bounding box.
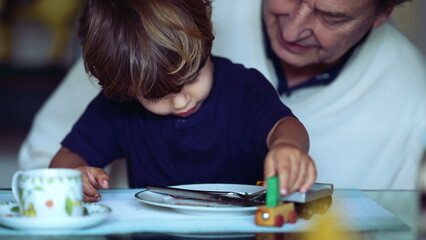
[49,0,316,202]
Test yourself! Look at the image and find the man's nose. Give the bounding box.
[283,3,314,42]
[171,93,190,109]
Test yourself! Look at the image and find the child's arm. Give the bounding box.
[265,117,316,196]
[49,147,110,202]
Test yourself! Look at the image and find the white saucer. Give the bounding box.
[0,201,111,232]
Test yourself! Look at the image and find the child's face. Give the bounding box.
[137,57,214,118]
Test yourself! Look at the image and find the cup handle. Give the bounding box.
[11,170,23,202]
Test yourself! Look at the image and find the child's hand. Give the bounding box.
[75,166,110,202]
[264,143,316,195]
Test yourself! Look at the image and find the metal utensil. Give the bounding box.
[200,188,266,200]
[146,182,333,206]
[146,186,265,206]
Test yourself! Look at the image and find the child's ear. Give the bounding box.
[373,6,394,28]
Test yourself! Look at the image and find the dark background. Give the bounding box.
[0,0,83,187]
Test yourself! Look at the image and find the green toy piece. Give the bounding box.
[266,176,280,207]
[256,176,298,227]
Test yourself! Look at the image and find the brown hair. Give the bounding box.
[79,0,214,101]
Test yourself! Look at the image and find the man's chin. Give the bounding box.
[274,50,317,68]
[282,57,317,68]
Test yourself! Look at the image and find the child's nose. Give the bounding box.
[171,93,190,109]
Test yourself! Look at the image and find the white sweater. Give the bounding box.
[284,24,426,189]
[212,0,426,189]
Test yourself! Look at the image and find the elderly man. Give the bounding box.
[19,0,426,190]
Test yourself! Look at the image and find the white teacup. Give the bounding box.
[12,168,83,218]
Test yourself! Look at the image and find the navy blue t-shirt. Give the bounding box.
[62,56,295,187]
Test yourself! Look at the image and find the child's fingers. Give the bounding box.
[263,155,277,180]
[84,193,101,202]
[299,161,317,193]
[264,153,291,195]
[286,156,300,193]
[276,159,291,195]
[76,166,109,202]
[77,167,99,197]
[99,179,109,189]
[82,179,101,202]
[290,157,308,193]
[92,168,110,189]
[265,145,316,196]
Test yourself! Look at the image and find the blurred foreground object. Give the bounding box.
[302,213,361,240]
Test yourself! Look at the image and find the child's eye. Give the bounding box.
[187,78,198,85]
[146,98,161,103]
[186,75,199,85]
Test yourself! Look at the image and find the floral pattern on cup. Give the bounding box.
[12,169,83,218]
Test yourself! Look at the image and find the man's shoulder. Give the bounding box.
[377,23,426,82]
[346,22,426,83]
[367,22,425,65]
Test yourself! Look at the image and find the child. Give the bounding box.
[49,0,316,202]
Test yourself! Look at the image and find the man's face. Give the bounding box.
[263,0,390,68]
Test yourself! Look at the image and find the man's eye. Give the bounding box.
[324,17,345,25]
[321,13,349,25]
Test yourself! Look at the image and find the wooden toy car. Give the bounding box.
[255,202,298,227]
[255,176,298,227]
[254,177,333,227]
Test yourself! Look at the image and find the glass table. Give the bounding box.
[0,189,423,239]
